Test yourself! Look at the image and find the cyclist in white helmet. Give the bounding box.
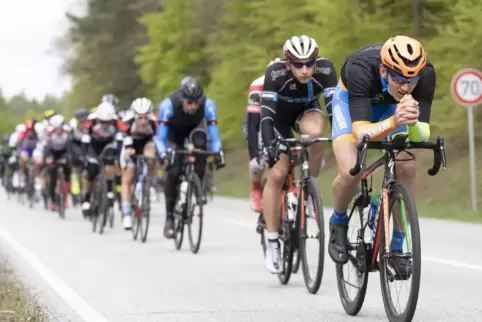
[80,101,119,217]
[119,97,157,230]
[260,35,338,274]
[43,114,72,211]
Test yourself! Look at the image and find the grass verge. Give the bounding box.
[0,255,48,322]
[215,143,482,224]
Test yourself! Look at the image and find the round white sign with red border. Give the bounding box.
[451,68,482,107]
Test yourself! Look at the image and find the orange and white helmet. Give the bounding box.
[380,36,427,78]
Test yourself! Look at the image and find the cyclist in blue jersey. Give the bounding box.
[155,76,225,239]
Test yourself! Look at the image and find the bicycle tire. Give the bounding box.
[299,177,325,294]
[187,173,204,254]
[27,168,35,209]
[379,182,421,322]
[97,173,108,235]
[259,177,268,258]
[130,181,140,240]
[57,169,66,219]
[292,249,301,274]
[277,191,294,285]
[336,203,369,316]
[140,174,151,243]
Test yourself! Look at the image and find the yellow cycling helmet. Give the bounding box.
[44,109,56,119]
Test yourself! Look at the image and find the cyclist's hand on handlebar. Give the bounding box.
[263,138,288,168]
[214,150,225,170]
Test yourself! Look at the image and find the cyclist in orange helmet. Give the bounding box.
[328,36,435,274]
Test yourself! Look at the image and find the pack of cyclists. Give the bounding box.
[1,34,435,281]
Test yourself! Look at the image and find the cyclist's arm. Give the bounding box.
[408,64,436,142]
[204,98,221,153]
[318,59,338,127]
[348,64,400,142]
[260,69,277,145]
[154,98,173,156]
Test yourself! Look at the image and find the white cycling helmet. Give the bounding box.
[34,122,44,134]
[267,57,282,67]
[283,35,319,60]
[15,124,25,134]
[50,114,65,129]
[131,97,153,115]
[69,117,78,129]
[96,102,116,122]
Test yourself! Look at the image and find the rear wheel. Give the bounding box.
[336,197,369,316]
[277,191,294,285]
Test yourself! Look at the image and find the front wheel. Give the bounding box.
[56,171,66,219]
[379,182,421,322]
[187,173,204,254]
[140,176,151,243]
[299,177,325,294]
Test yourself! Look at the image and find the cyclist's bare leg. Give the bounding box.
[262,154,289,233]
[329,134,361,264]
[332,135,360,214]
[144,142,156,176]
[298,111,325,178]
[390,151,416,252]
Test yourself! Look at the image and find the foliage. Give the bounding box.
[55,0,482,147]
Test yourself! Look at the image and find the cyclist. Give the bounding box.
[245,58,282,213]
[0,134,10,180]
[120,98,157,230]
[42,109,57,129]
[328,36,434,274]
[81,102,119,217]
[260,35,338,273]
[6,127,22,191]
[43,115,72,211]
[69,108,91,202]
[17,119,42,190]
[155,76,225,239]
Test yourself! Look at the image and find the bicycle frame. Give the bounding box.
[349,134,447,270]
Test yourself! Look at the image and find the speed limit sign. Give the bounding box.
[451,68,482,212]
[451,68,482,107]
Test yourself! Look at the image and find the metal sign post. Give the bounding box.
[451,68,482,211]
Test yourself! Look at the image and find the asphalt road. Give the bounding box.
[1,192,482,322]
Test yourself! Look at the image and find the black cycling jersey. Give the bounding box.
[260,58,338,144]
[340,44,436,123]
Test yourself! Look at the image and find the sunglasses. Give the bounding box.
[387,69,419,85]
[290,59,316,69]
[183,98,201,104]
[136,114,149,121]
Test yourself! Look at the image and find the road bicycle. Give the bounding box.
[266,135,330,294]
[335,134,446,322]
[173,145,216,254]
[131,155,156,243]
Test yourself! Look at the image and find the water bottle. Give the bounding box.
[368,193,381,232]
[286,191,298,221]
[179,181,188,204]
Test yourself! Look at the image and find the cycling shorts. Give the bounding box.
[331,82,407,141]
[20,147,34,158]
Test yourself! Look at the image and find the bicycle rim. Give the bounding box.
[299,178,325,294]
[140,177,151,243]
[187,173,204,254]
[277,192,294,285]
[336,202,369,316]
[379,182,421,322]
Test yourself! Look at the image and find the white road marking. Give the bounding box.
[0,227,108,322]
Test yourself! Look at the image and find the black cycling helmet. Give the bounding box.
[180,76,204,101]
[74,108,90,122]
